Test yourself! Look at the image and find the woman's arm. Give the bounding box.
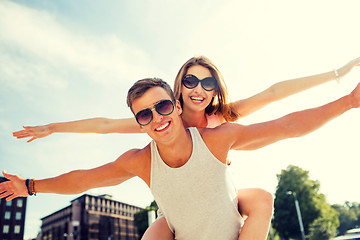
[232,57,360,117]
[13,117,141,142]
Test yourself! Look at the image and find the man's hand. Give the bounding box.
[0,171,28,201]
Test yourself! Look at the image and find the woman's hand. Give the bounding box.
[13,125,52,143]
[338,56,360,77]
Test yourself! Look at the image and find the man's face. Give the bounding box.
[132,87,182,143]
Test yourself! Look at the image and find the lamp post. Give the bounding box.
[148,208,156,226]
[287,191,306,240]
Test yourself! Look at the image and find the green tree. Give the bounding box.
[150,200,159,213]
[332,202,360,235]
[308,193,339,239]
[134,208,149,239]
[273,165,338,239]
[134,201,159,239]
[308,213,339,240]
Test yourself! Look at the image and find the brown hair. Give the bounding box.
[173,56,240,122]
[127,78,175,112]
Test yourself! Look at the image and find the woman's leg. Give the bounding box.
[237,188,274,240]
[141,217,175,240]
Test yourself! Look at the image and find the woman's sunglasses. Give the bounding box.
[135,99,175,126]
[182,74,217,91]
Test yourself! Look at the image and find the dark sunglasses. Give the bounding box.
[182,74,217,91]
[135,99,175,126]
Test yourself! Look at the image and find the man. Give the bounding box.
[1,78,359,240]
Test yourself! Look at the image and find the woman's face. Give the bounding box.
[181,65,217,113]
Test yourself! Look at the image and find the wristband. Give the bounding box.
[333,69,340,84]
[25,179,36,196]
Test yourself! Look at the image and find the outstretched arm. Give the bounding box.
[0,149,139,201]
[223,81,360,151]
[13,117,141,142]
[232,57,360,117]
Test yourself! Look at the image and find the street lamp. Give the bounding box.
[287,191,306,240]
[148,208,156,226]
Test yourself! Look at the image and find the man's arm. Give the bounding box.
[226,82,360,151]
[0,149,140,201]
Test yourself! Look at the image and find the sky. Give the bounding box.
[1,0,360,238]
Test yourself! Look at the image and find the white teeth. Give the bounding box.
[156,122,169,131]
[191,97,204,101]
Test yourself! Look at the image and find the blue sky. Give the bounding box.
[1,0,360,238]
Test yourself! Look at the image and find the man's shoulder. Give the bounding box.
[114,144,151,185]
[116,144,151,175]
[197,123,246,148]
[118,144,151,166]
[126,144,151,160]
[198,122,242,135]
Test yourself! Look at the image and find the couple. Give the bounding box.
[2,76,360,240]
[11,55,360,239]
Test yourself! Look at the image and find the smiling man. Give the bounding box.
[1,78,360,240]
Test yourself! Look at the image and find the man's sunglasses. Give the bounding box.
[182,74,217,91]
[135,99,175,126]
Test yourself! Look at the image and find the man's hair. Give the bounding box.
[127,78,176,112]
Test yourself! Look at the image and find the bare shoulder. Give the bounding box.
[198,123,243,145]
[199,122,245,136]
[214,111,226,123]
[113,144,151,174]
[197,124,245,163]
[200,123,247,149]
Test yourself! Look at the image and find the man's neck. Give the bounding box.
[156,127,193,168]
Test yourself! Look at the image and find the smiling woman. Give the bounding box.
[174,58,241,128]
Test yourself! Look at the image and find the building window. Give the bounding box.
[3,225,9,234]
[4,211,11,220]
[16,212,22,220]
[6,200,12,206]
[14,225,21,234]
[17,199,23,208]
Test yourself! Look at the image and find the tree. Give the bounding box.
[308,193,339,239]
[332,202,360,235]
[134,201,159,239]
[308,216,338,240]
[134,209,148,239]
[149,200,159,213]
[273,165,338,239]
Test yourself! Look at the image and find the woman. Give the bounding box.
[13,56,360,240]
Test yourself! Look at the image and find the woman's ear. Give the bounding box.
[175,100,183,115]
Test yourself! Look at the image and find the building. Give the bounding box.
[0,177,27,240]
[40,194,143,240]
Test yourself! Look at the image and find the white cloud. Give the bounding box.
[0,0,156,92]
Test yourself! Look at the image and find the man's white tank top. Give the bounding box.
[150,127,243,240]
